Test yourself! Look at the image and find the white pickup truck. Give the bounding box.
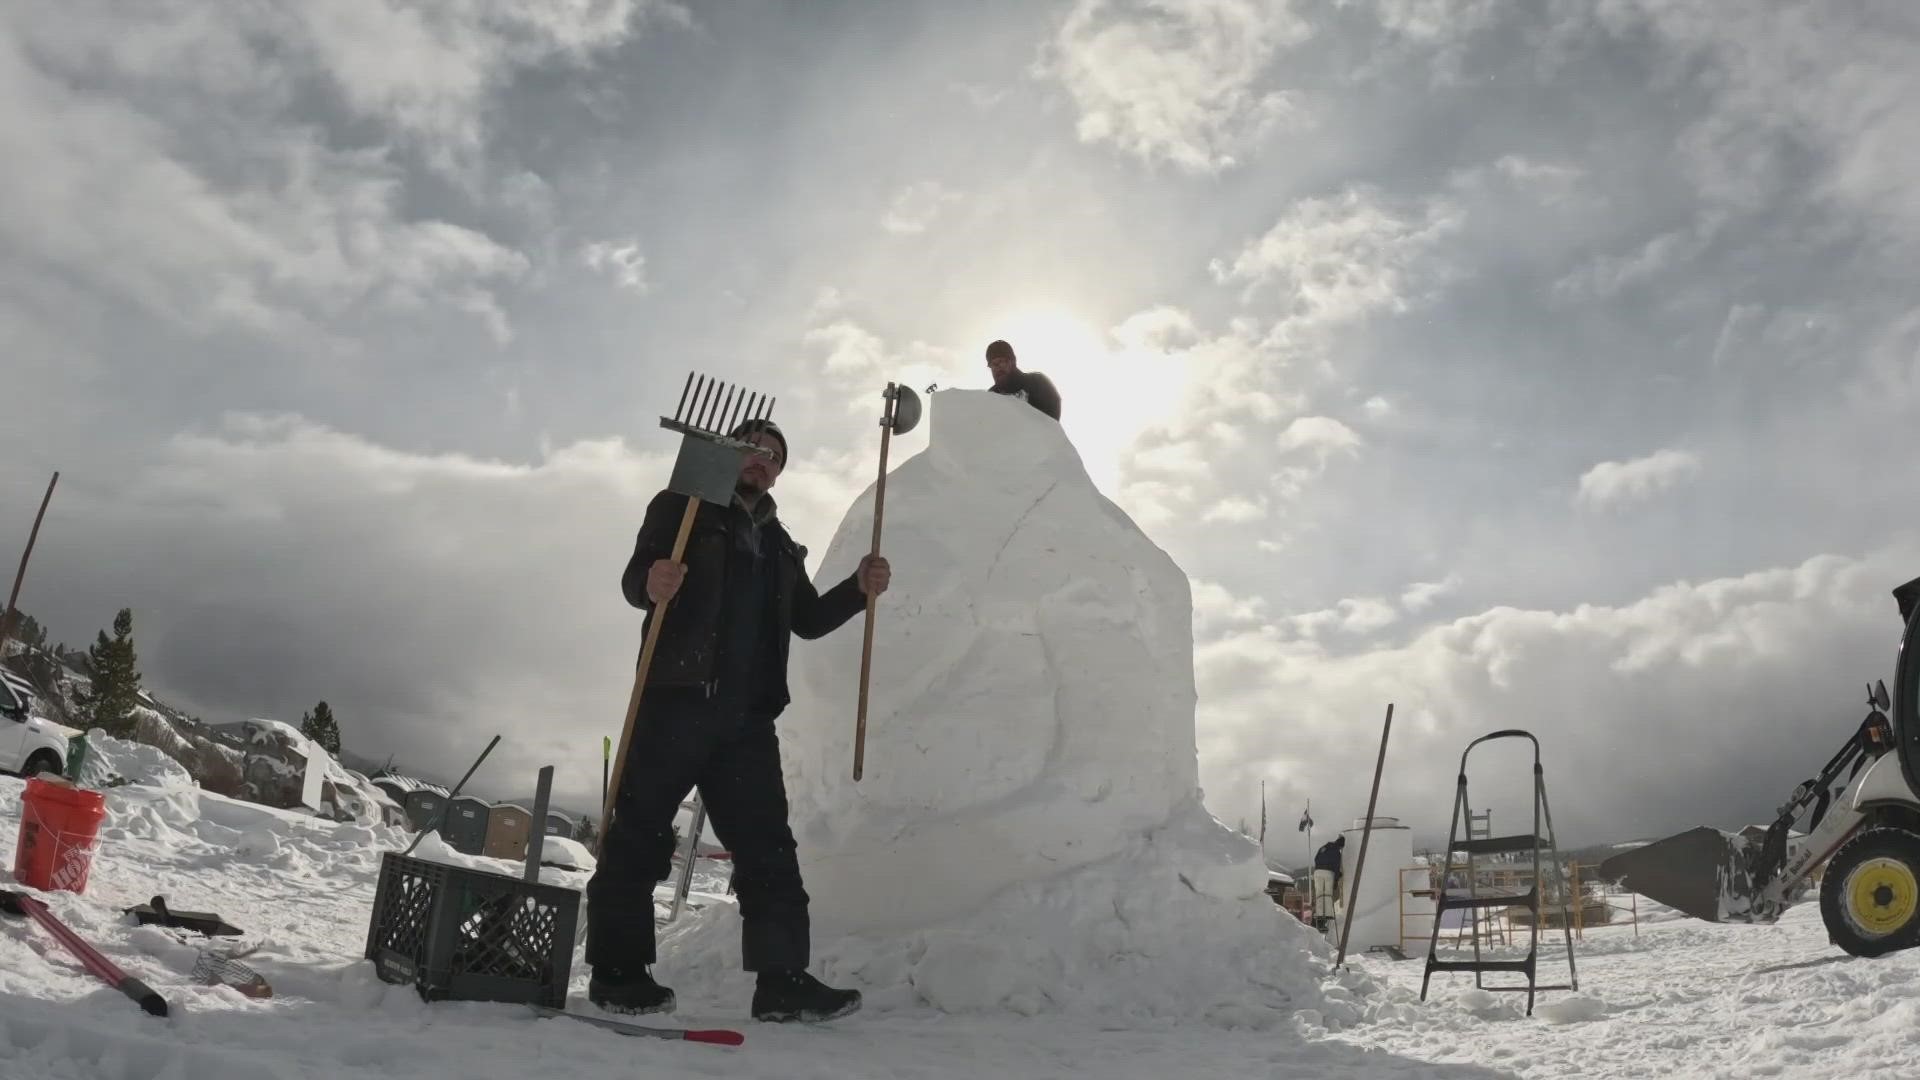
[0,671,75,777]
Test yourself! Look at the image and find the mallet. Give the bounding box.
[852,381,921,781]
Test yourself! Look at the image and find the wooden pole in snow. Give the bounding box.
[1335,703,1394,971]
[0,471,59,656]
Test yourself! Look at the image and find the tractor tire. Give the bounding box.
[1820,827,1920,958]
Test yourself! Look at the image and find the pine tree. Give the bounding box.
[575,815,599,845]
[300,700,343,755]
[11,612,47,648]
[77,608,142,737]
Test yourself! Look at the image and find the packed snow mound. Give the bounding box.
[74,729,196,791]
[663,389,1348,1026]
[781,388,1201,931]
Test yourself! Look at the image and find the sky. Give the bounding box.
[3,0,1919,854]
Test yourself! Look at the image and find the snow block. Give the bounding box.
[660,390,1352,1027]
[362,851,580,1009]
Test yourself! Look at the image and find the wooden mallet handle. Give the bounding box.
[853,387,898,781]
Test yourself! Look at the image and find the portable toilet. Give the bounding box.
[484,803,533,860]
[404,788,448,833]
[1337,815,1432,958]
[445,796,491,854]
[543,810,575,839]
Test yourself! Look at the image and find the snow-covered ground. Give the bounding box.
[5,771,1920,1079]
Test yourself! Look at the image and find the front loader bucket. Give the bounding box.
[1597,826,1777,924]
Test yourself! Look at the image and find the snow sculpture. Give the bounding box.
[664,390,1342,1025]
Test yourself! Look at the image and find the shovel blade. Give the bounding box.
[1597,826,1781,924]
[667,432,747,506]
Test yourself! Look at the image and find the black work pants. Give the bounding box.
[585,688,809,973]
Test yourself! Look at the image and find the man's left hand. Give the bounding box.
[856,554,891,597]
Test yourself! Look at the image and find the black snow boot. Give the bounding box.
[751,969,862,1023]
[588,965,675,1015]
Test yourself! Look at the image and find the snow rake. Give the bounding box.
[598,373,778,856]
[852,381,920,782]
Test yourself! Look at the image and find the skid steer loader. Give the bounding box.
[1598,575,1920,957]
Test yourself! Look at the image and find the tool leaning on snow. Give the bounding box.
[1599,573,1920,957]
[596,374,779,857]
[852,381,920,781]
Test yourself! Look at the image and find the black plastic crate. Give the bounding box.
[363,851,581,1007]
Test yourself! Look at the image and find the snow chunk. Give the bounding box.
[1536,994,1609,1024]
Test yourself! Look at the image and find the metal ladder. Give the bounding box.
[1420,729,1578,1016]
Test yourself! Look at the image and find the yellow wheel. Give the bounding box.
[1821,828,1920,957]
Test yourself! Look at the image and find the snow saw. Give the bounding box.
[1598,575,1920,957]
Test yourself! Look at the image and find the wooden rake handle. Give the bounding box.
[598,494,701,857]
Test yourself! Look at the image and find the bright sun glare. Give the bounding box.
[978,308,1192,497]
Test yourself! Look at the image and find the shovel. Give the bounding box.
[1,889,169,1017]
[598,374,778,855]
[852,381,920,781]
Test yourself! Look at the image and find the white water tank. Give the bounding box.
[1337,815,1430,957]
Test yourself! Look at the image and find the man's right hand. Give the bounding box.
[647,560,687,605]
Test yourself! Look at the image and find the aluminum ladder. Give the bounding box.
[1420,729,1578,1016]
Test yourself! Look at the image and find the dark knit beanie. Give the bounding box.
[731,417,788,463]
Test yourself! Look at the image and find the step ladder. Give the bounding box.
[1420,729,1578,1016]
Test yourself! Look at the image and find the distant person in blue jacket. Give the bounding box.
[984,339,1062,420]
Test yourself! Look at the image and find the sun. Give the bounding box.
[976,307,1192,497]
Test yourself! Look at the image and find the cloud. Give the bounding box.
[1599,1,1920,236]
[1196,546,1920,853]
[1191,578,1271,638]
[0,0,676,348]
[1552,218,1721,302]
[1576,448,1703,510]
[881,181,963,235]
[1276,416,1362,462]
[1400,574,1462,612]
[581,240,650,294]
[805,320,890,376]
[1042,0,1313,174]
[1287,597,1400,638]
[1210,186,1463,342]
[1202,495,1267,524]
[1112,305,1203,353]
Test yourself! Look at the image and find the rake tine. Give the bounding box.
[762,395,776,422]
[686,374,709,426]
[696,377,720,432]
[720,384,741,433]
[673,372,695,423]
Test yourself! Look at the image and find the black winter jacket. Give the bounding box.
[620,488,866,712]
[990,371,1062,420]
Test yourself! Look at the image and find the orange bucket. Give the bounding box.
[12,775,108,894]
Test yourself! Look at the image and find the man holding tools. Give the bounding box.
[587,416,891,1024]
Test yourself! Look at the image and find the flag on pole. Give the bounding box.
[1298,802,1314,832]
[1259,780,1267,847]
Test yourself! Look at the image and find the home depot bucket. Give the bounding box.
[12,776,107,894]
